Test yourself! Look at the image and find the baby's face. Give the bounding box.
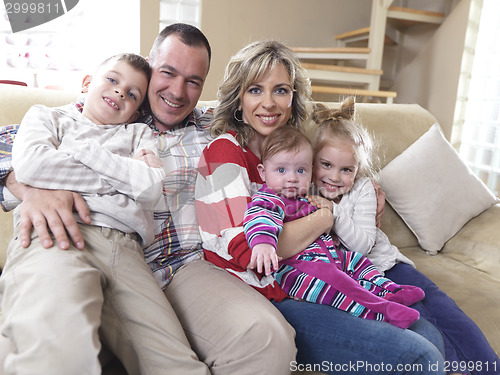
[260,147,313,199]
[313,143,358,200]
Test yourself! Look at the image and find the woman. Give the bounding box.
[195,40,445,374]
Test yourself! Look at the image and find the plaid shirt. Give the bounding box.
[0,101,214,288]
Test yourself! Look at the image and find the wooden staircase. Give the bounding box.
[293,0,447,103]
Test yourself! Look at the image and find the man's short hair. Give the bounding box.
[149,23,211,69]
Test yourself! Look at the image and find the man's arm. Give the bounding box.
[0,121,90,250]
[372,179,386,228]
[5,170,90,250]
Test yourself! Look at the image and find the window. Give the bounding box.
[1,0,140,90]
[159,0,201,31]
[454,0,500,196]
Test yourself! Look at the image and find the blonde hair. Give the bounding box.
[211,40,312,148]
[312,97,377,179]
[260,127,312,164]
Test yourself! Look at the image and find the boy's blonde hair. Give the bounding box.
[98,53,151,82]
[312,96,377,179]
[261,127,313,164]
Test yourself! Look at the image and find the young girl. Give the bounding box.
[243,126,425,329]
[310,96,500,375]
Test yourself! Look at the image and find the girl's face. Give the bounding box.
[240,63,293,156]
[313,141,359,201]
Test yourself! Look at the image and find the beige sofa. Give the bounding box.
[0,83,499,373]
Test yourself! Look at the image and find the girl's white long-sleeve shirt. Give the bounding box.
[326,177,415,273]
[12,103,166,246]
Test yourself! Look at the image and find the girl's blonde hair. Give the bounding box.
[312,96,377,179]
[211,40,312,148]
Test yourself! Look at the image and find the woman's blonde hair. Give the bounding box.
[312,96,377,179]
[211,40,312,147]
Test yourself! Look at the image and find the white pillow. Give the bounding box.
[377,123,499,255]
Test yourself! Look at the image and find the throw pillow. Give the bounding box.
[377,123,499,254]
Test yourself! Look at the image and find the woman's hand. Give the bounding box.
[133,149,164,168]
[247,243,282,276]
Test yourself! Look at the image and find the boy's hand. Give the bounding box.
[248,243,281,276]
[133,149,164,168]
[307,194,334,212]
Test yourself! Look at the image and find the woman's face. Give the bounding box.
[240,63,293,151]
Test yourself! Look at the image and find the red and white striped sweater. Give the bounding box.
[195,131,288,301]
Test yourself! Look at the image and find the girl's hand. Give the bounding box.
[248,243,282,276]
[307,194,334,212]
[133,149,164,168]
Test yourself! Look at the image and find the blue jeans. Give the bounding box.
[386,263,500,375]
[272,298,445,375]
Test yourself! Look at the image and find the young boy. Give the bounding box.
[0,53,197,375]
[243,126,424,329]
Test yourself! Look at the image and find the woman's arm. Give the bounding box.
[196,135,259,270]
[276,207,333,259]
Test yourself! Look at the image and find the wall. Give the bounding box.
[200,0,371,100]
[140,0,160,57]
[200,0,470,139]
[393,0,471,138]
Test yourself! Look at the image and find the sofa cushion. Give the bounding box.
[401,246,500,355]
[378,123,498,254]
[442,204,500,282]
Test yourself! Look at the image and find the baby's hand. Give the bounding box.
[133,149,164,168]
[248,243,281,276]
[307,195,334,212]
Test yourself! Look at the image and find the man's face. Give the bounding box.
[147,35,210,131]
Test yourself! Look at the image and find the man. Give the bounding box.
[0,23,295,374]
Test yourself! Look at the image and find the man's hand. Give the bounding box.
[372,180,386,228]
[6,170,91,249]
[18,188,90,250]
[247,243,281,276]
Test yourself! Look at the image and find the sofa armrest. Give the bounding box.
[441,203,500,282]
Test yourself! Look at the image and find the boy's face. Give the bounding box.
[258,146,313,199]
[82,60,148,125]
[313,142,358,200]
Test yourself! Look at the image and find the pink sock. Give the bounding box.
[383,303,420,329]
[384,285,425,306]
